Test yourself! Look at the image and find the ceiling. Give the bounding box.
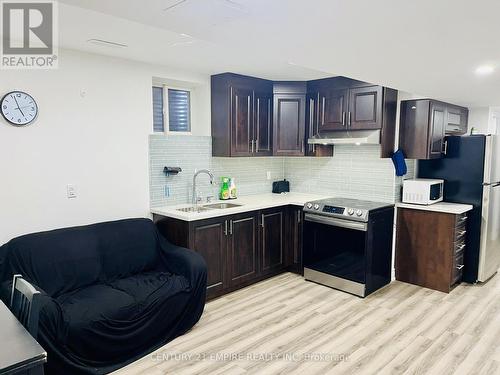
[54,0,500,107]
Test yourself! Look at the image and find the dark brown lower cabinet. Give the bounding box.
[154,205,303,300]
[288,206,303,274]
[260,208,285,275]
[395,208,468,293]
[228,212,259,287]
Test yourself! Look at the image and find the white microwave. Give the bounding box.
[402,179,444,205]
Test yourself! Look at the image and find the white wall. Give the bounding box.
[0,49,211,244]
[468,107,500,135]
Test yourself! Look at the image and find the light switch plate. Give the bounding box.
[67,184,77,199]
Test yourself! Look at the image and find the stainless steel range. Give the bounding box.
[302,198,395,297]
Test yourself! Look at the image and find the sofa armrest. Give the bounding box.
[157,235,207,287]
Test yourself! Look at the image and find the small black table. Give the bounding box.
[0,301,46,374]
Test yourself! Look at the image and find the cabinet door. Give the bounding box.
[260,208,285,275]
[191,218,228,296]
[348,86,383,130]
[230,86,254,156]
[227,212,259,287]
[445,105,468,135]
[288,207,303,274]
[429,101,446,158]
[273,94,306,156]
[306,93,334,157]
[254,92,273,156]
[319,88,348,131]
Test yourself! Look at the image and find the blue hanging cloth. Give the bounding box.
[391,149,407,176]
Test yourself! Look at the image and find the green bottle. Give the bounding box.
[220,177,230,200]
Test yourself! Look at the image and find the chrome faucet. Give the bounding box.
[192,169,215,205]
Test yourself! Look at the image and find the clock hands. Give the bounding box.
[12,96,26,117]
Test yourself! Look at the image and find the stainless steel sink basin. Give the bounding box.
[203,203,242,209]
[176,206,212,213]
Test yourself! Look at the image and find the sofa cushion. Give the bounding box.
[56,271,190,361]
[97,219,160,281]
[2,226,102,297]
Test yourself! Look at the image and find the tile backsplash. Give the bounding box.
[150,134,414,207]
[149,135,284,207]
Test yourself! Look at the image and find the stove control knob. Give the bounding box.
[314,204,320,210]
[306,203,313,209]
[356,210,363,217]
[347,208,354,215]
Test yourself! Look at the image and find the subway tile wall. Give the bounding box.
[150,135,414,207]
[150,135,284,207]
[284,145,412,203]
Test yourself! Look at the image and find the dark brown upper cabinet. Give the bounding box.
[349,85,383,130]
[212,73,273,157]
[307,77,397,158]
[273,82,306,156]
[254,91,273,156]
[305,92,334,157]
[319,88,349,131]
[399,99,468,160]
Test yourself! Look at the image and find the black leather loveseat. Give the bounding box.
[0,218,207,375]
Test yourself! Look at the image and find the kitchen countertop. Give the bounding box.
[396,202,473,215]
[151,192,331,222]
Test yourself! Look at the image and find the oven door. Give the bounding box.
[303,213,367,285]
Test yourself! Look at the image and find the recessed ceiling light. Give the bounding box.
[87,39,128,48]
[475,65,495,75]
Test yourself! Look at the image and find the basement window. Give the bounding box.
[152,86,191,133]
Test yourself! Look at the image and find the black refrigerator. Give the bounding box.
[418,135,500,283]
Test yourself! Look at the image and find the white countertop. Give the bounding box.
[396,202,473,215]
[151,192,331,221]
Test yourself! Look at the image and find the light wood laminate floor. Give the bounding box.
[113,272,500,375]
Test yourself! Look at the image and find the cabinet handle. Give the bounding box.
[316,93,320,134]
[348,112,351,127]
[457,264,465,270]
[342,112,346,127]
[297,210,301,224]
[229,220,233,235]
[301,140,304,154]
[321,97,325,125]
[442,140,448,155]
[224,220,228,236]
[459,230,467,236]
[255,139,259,153]
[261,214,265,228]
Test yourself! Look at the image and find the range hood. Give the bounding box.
[308,130,381,146]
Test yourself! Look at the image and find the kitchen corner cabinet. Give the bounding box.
[399,99,469,160]
[211,73,273,157]
[154,205,300,300]
[395,208,467,293]
[273,82,306,156]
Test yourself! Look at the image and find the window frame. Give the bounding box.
[152,84,192,135]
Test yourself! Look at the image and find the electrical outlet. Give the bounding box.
[67,184,77,199]
[266,171,271,180]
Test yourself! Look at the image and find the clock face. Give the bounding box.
[1,91,38,126]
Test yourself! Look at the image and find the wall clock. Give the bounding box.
[1,91,38,126]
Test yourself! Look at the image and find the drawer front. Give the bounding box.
[452,251,465,285]
[454,238,466,255]
[455,214,467,228]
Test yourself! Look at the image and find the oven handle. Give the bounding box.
[304,213,368,232]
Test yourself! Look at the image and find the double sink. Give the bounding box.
[177,202,242,213]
